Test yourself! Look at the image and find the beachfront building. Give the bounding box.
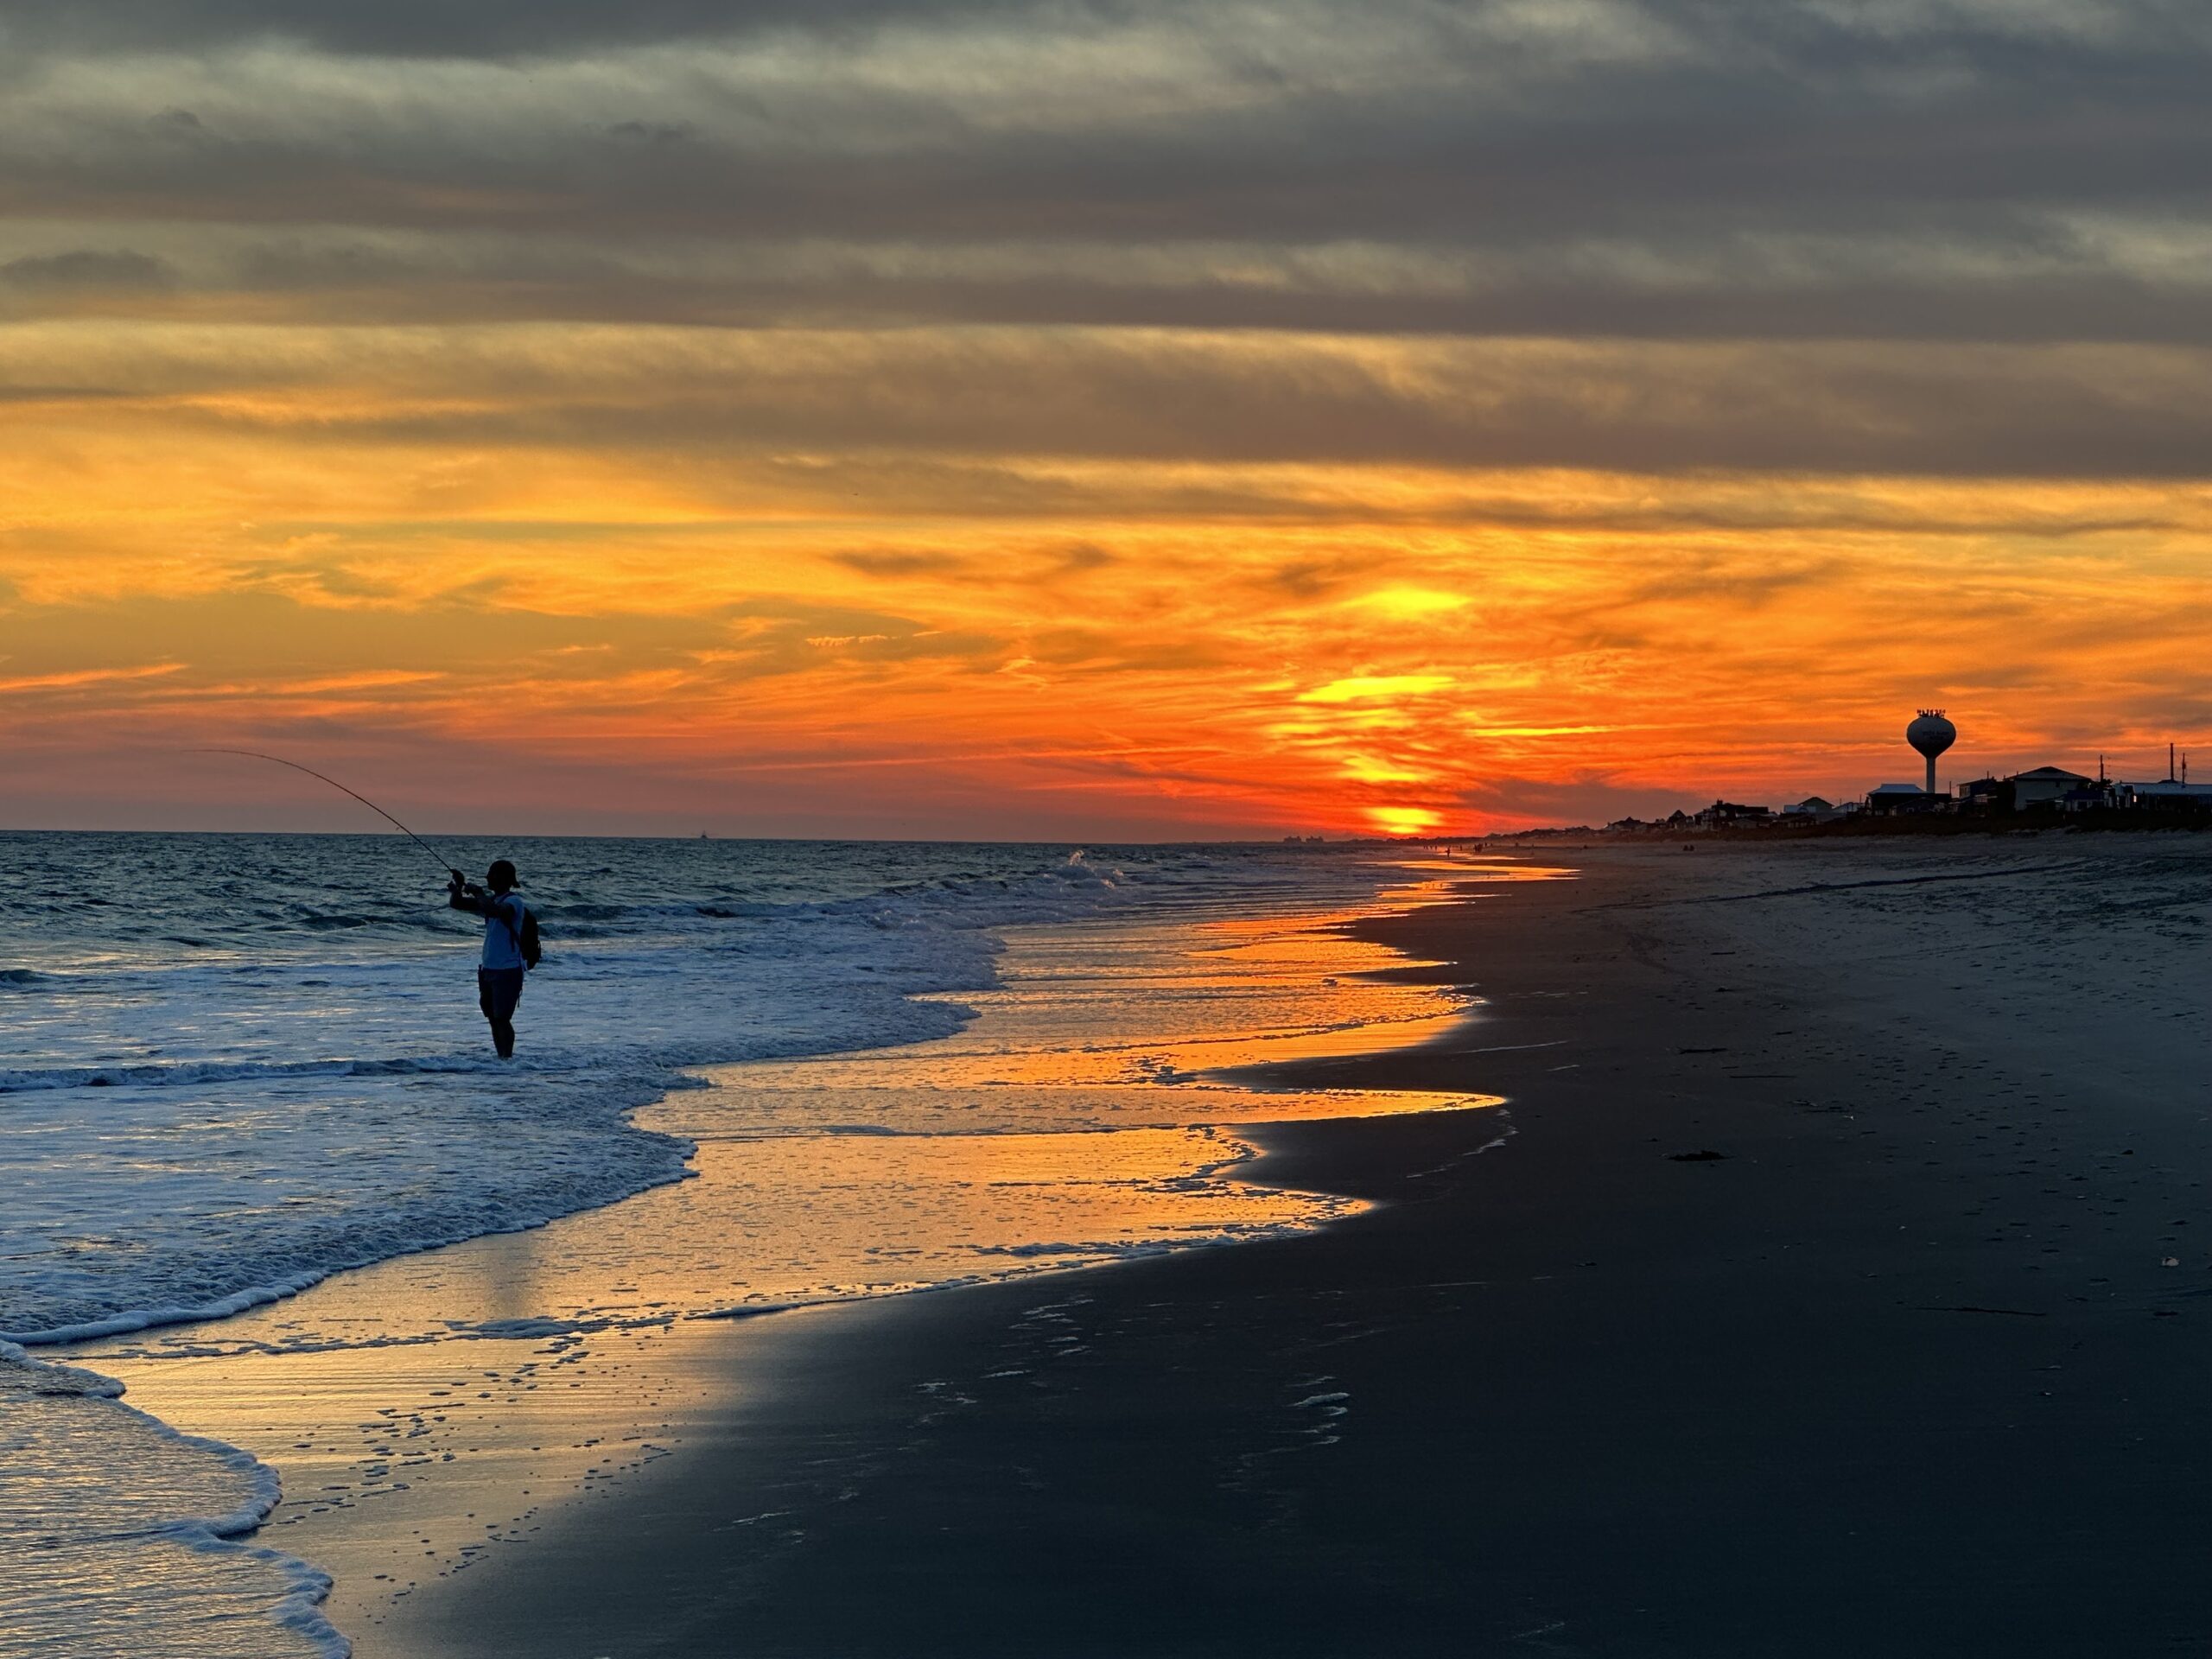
[1864,783,1945,815]
[1694,800,1774,830]
[2059,780,2124,813]
[1782,796,1842,822]
[1601,810,1700,836]
[2128,779,2212,813]
[2008,766,2093,810]
[1959,776,2010,811]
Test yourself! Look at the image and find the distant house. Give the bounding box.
[1959,776,2011,811]
[1782,796,1839,821]
[2008,766,2092,810]
[2059,783,2120,813]
[2129,779,2212,812]
[1694,799,1773,830]
[1864,783,1942,814]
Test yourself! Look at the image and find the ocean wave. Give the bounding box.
[1,1339,126,1397]
[0,831,1409,1659]
[0,836,1384,1347]
[2,1090,695,1344]
[0,1052,548,1095]
[2,1339,350,1657]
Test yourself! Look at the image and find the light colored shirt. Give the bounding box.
[476,893,527,971]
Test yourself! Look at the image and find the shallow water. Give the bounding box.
[10,836,1539,1656]
[5,833,1357,1345]
[0,1347,344,1658]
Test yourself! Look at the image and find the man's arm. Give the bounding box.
[448,870,493,916]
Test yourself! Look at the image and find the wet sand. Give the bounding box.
[67,869,1500,1653]
[383,837,2212,1656]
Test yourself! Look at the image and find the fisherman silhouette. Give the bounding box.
[449,860,531,1059]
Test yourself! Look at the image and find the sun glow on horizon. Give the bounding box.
[1366,805,1446,836]
[2,5,2208,836]
[5,443,2209,837]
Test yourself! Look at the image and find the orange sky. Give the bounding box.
[4,9,2209,837]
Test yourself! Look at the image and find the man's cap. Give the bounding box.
[487,858,520,889]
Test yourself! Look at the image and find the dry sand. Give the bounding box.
[383,835,2212,1656]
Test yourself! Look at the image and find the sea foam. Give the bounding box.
[1,839,1279,1345]
[0,833,1395,1656]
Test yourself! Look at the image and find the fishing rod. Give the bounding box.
[194,748,460,882]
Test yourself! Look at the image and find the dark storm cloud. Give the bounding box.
[6,74,2205,248]
[33,324,2206,479]
[30,226,2212,346]
[0,249,176,290]
[0,0,2201,80]
[6,2,2210,241]
[0,0,1032,57]
[0,0,2202,367]
[7,0,2212,474]
[415,337,2212,479]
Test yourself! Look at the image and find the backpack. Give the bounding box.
[499,897,543,970]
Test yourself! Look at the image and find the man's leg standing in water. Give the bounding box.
[478,966,524,1059]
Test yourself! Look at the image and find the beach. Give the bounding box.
[361,835,2212,1656]
[15,3,2211,1652]
[15,832,2210,1656]
[13,837,1495,1655]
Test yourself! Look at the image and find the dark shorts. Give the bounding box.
[478,966,524,1024]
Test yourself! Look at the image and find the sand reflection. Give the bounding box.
[63,866,1529,1656]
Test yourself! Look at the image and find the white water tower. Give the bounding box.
[1907,709,1956,795]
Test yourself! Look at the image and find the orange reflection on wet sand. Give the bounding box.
[64,868,1533,1657]
[684,865,1565,1132]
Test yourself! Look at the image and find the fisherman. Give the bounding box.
[449,860,531,1059]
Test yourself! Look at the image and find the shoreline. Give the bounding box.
[58,861,1491,1657]
[385,836,2212,1656]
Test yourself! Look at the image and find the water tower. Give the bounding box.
[1907,709,1956,795]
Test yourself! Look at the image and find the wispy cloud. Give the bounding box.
[2,0,2208,831]
[0,661,185,694]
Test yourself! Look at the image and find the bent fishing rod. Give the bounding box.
[194,748,461,882]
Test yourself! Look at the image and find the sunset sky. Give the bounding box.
[4,1,2209,838]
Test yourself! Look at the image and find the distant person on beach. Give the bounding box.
[449,860,535,1059]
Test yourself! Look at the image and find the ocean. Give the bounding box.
[0,832,1492,1656]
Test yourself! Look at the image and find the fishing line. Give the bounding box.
[194,748,459,880]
